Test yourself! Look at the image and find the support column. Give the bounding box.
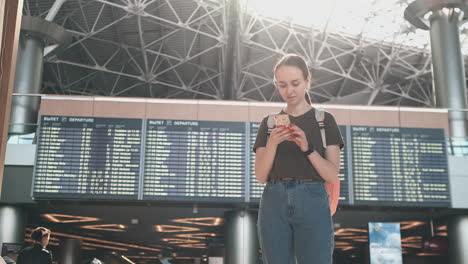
[9,33,45,135]
[59,238,82,264]
[405,1,468,140]
[429,8,468,138]
[224,210,259,264]
[0,205,26,246]
[448,215,468,264]
[8,16,70,135]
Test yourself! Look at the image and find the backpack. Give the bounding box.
[267,108,340,216]
[315,109,341,216]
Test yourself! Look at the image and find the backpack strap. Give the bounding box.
[315,108,327,149]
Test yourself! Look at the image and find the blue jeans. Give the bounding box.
[258,181,334,264]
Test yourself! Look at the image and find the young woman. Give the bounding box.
[253,54,344,264]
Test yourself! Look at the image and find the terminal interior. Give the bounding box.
[2,0,468,264]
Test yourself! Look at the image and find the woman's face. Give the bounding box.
[274,65,310,106]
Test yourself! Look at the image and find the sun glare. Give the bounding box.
[241,0,451,52]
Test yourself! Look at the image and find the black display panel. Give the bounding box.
[143,120,245,202]
[33,116,142,199]
[249,122,265,201]
[32,115,452,208]
[338,126,349,204]
[351,126,450,207]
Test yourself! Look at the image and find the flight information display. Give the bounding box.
[338,126,349,204]
[33,116,142,199]
[351,126,450,207]
[32,115,452,208]
[249,122,264,201]
[143,120,245,202]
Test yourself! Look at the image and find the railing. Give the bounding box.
[7,133,35,144]
[447,138,468,157]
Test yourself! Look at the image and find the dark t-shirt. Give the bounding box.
[253,108,344,182]
[17,244,52,264]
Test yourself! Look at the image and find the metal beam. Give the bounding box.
[45,0,68,21]
[222,0,239,100]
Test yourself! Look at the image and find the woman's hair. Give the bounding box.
[273,54,310,80]
[273,53,313,103]
[31,227,51,242]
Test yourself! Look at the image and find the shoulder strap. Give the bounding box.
[315,108,327,149]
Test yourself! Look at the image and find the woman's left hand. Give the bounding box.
[288,124,308,152]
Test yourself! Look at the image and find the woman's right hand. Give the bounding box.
[267,126,291,146]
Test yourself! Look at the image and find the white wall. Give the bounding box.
[449,156,468,209]
[4,144,36,166]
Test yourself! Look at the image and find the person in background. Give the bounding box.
[17,227,52,264]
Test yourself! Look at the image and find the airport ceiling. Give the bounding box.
[23,0,468,106]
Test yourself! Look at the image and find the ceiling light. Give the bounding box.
[401,236,422,243]
[417,252,442,256]
[82,247,96,250]
[341,246,355,251]
[178,243,207,249]
[400,221,425,230]
[335,228,367,236]
[42,214,100,223]
[335,241,352,246]
[175,233,218,240]
[162,238,201,244]
[121,255,136,264]
[123,256,159,259]
[154,225,200,233]
[171,217,224,226]
[81,224,127,232]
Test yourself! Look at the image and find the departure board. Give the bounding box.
[33,116,142,199]
[338,126,349,204]
[351,126,450,207]
[249,122,265,201]
[143,120,245,202]
[32,114,452,208]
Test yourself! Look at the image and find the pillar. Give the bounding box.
[0,205,26,246]
[59,238,82,264]
[224,210,259,264]
[429,8,468,138]
[448,215,468,264]
[405,1,468,143]
[8,15,70,135]
[9,32,44,135]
